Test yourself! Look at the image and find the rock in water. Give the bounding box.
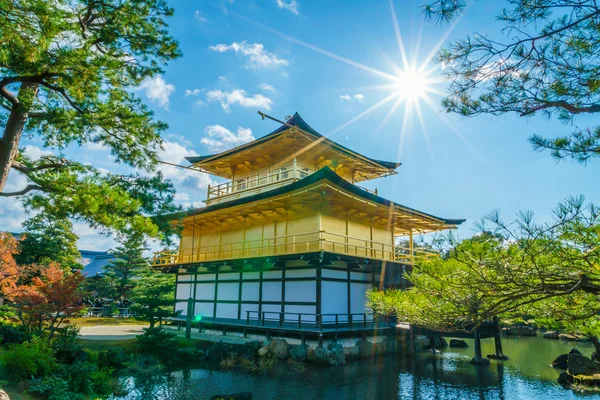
[558,333,579,341]
[355,338,374,358]
[557,372,574,386]
[313,346,328,364]
[206,341,229,361]
[289,344,308,361]
[543,331,559,340]
[449,339,469,348]
[209,392,252,400]
[552,354,569,370]
[269,338,290,359]
[328,341,345,365]
[567,353,600,376]
[502,326,537,336]
[257,346,269,357]
[240,341,262,360]
[569,347,582,356]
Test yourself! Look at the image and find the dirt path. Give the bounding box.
[78,325,145,340]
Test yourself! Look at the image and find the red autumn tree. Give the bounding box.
[0,232,20,301]
[7,263,86,339]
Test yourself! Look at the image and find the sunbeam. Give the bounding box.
[328,92,399,136]
[389,0,410,70]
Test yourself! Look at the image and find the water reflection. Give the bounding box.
[112,336,596,400]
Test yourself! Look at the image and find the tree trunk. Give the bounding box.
[0,82,39,192]
[591,336,600,363]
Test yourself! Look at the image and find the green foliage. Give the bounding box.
[369,196,600,336]
[0,322,31,345]
[423,0,600,162]
[135,327,178,361]
[104,233,148,298]
[28,377,75,400]
[15,214,82,271]
[129,267,177,328]
[0,0,183,241]
[0,337,57,380]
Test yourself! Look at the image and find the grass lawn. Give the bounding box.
[78,338,138,352]
[67,317,149,327]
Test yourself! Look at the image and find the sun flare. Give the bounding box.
[394,68,429,101]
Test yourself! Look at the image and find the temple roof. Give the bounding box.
[185,113,401,180]
[175,167,464,234]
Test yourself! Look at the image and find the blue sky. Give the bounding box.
[3,0,599,250]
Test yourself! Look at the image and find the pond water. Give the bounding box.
[109,336,595,399]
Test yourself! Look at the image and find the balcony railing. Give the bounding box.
[206,161,313,203]
[205,163,379,204]
[152,230,438,267]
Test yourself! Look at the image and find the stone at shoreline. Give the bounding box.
[559,333,580,341]
[328,341,345,365]
[257,346,269,357]
[557,372,574,386]
[269,338,290,359]
[567,353,600,376]
[569,348,582,356]
[449,339,469,348]
[290,344,308,361]
[209,392,252,400]
[502,326,537,336]
[240,341,262,360]
[344,345,360,359]
[355,338,374,358]
[543,331,559,340]
[312,346,329,364]
[432,336,448,349]
[552,354,569,370]
[0,389,9,400]
[206,341,229,361]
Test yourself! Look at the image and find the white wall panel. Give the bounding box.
[218,282,239,301]
[195,283,215,300]
[178,274,193,282]
[285,281,316,303]
[351,282,372,319]
[322,269,346,279]
[285,269,316,278]
[240,303,259,320]
[262,281,282,301]
[218,272,239,281]
[175,302,188,316]
[261,303,281,316]
[196,273,216,281]
[321,281,348,322]
[194,302,214,319]
[242,282,259,301]
[350,271,371,281]
[176,283,193,299]
[216,303,238,319]
[263,270,282,279]
[243,271,261,280]
[284,305,316,322]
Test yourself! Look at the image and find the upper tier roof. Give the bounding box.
[185,113,401,182]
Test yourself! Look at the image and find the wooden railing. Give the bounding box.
[206,161,313,203]
[152,230,438,266]
[205,163,379,203]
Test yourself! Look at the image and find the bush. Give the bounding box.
[98,349,128,368]
[28,377,77,400]
[0,323,30,346]
[135,327,178,361]
[53,325,85,364]
[0,338,57,380]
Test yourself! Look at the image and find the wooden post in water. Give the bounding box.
[185,297,193,340]
[488,316,509,360]
[409,324,418,356]
[470,326,490,365]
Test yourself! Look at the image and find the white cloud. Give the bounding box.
[258,83,276,92]
[23,145,51,160]
[202,125,255,152]
[209,41,289,69]
[206,89,273,112]
[195,10,208,23]
[185,89,203,96]
[276,0,299,14]
[157,140,211,189]
[340,93,365,102]
[138,75,175,109]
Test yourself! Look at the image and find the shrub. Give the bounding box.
[98,349,128,368]
[53,325,84,364]
[126,354,164,381]
[89,366,117,395]
[239,358,258,372]
[135,327,178,361]
[28,377,77,400]
[287,358,306,373]
[0,338,57,380]
[0,323,30,346]
[220,355,237,370]
[65,361,97,394]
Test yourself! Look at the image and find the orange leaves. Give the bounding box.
[0,232,19,294]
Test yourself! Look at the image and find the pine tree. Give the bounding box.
[104,234,148,299]
[129,267,176,328]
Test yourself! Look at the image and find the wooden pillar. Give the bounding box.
[185,297,193,339]
[470,326,489,365]
[213,270,219,319]
[409,324,417,356]
[408,229,414,265]
[490,316,509,360]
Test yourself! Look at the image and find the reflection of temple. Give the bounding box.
[154,113,464,330]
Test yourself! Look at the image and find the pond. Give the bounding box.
[110,336,595,399]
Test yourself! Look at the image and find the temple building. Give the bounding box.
[153,113,464,330]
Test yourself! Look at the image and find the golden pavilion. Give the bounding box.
[153,113,464,327]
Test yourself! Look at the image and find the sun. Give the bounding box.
[394,68,430,101]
